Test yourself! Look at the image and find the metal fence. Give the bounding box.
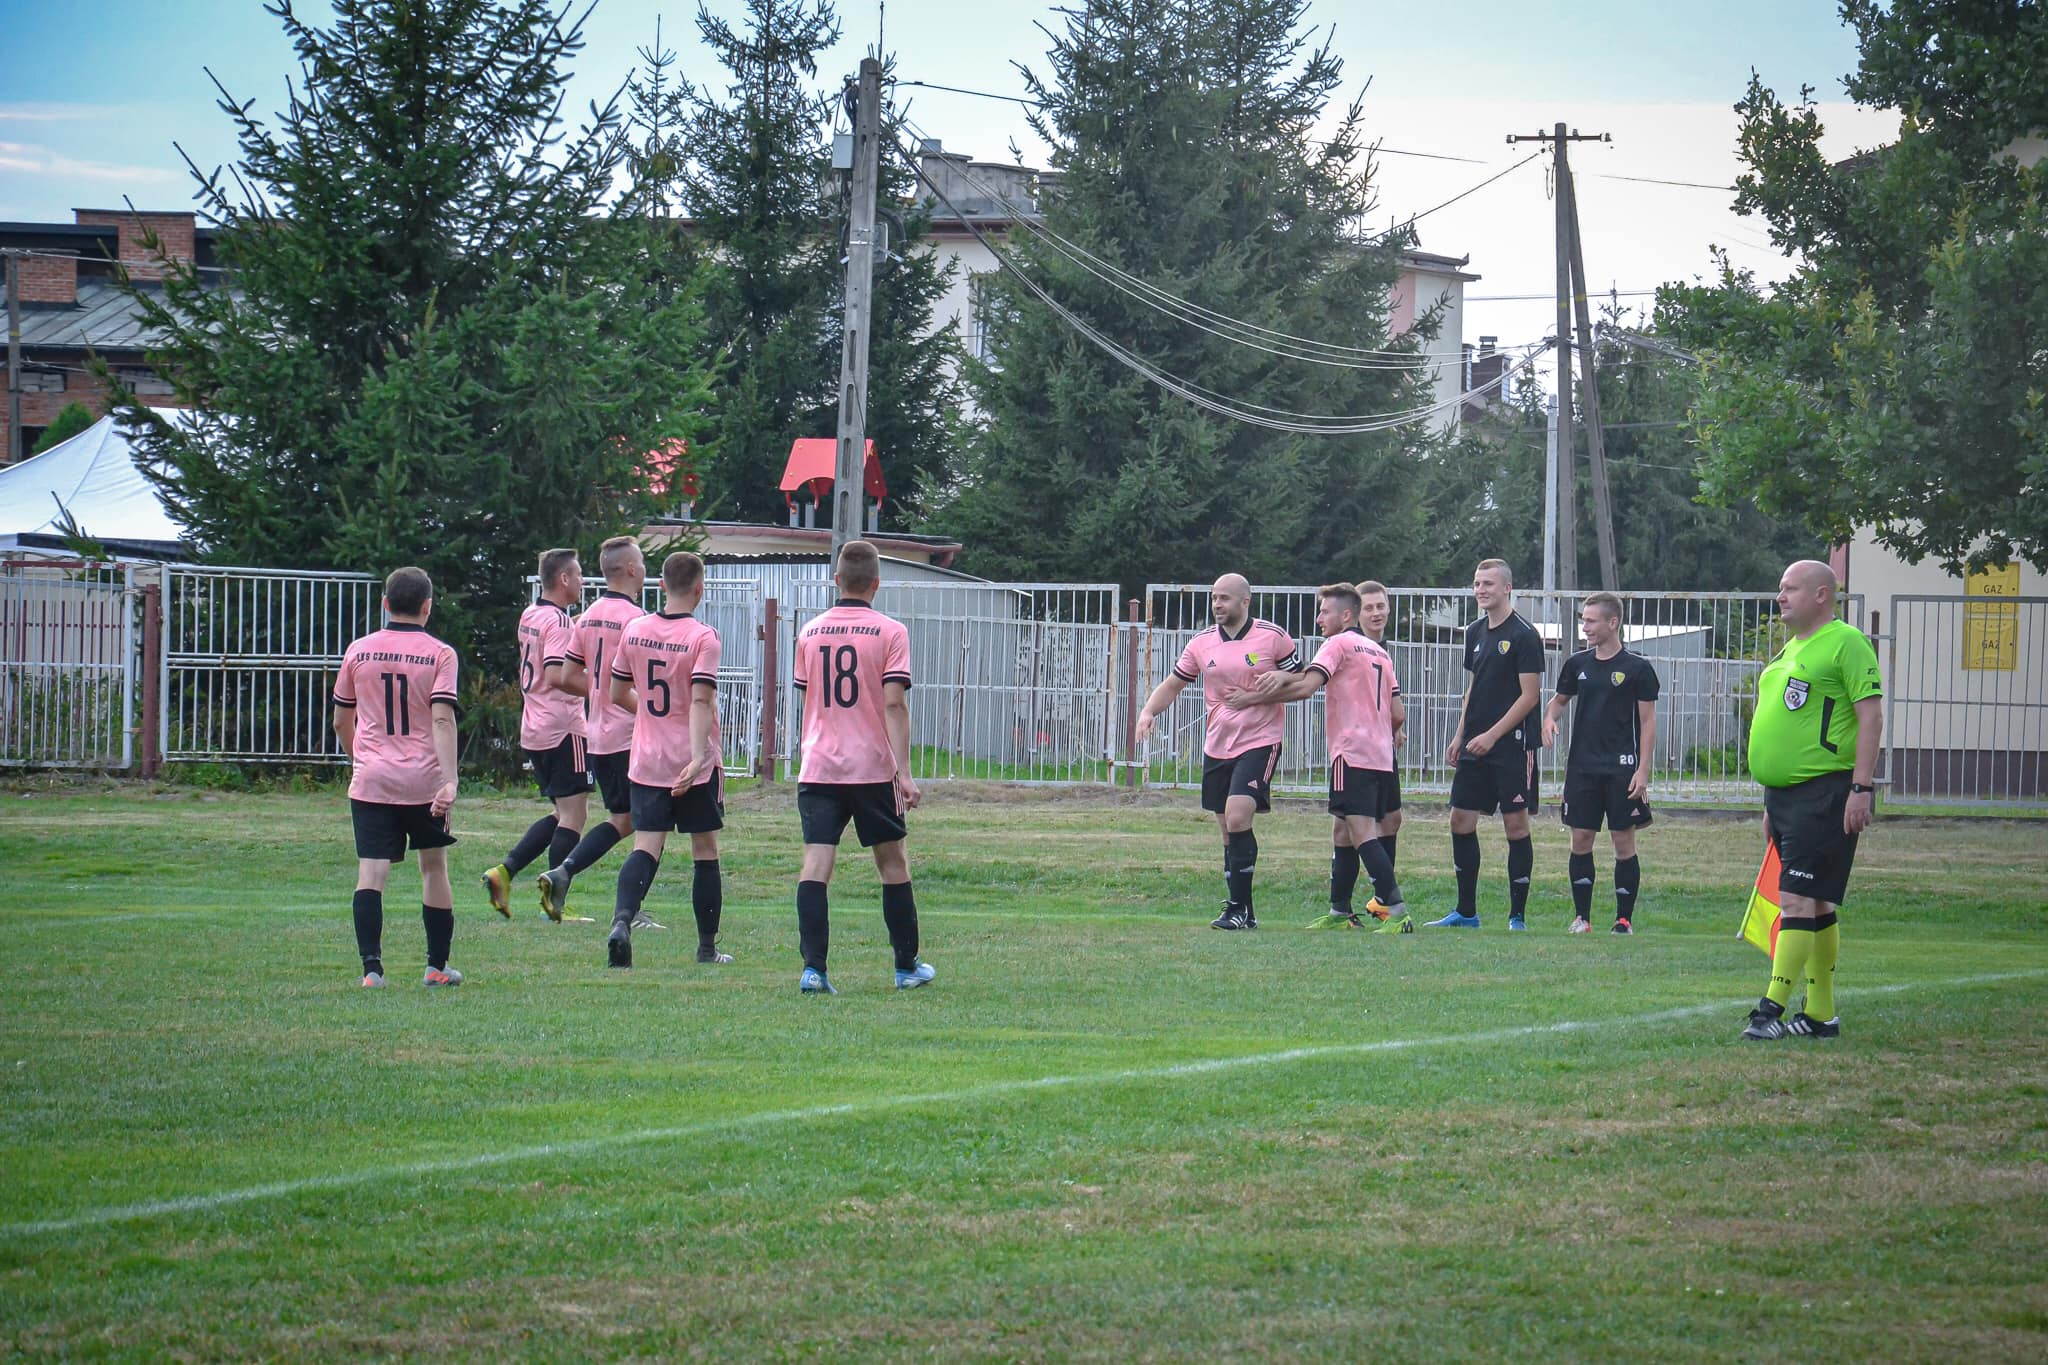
[1882,594,2048,803]
[0,558,135,768]
[779,581,1122,783]
[1136,584,1865,804]
[161,564,381,764]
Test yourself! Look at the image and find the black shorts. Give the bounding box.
[1561,769,1652,832]
[1328,760,1399,820]
[798,781,908,847]
[526,735,593,800]
[1765,770,1859,905]
[590,749,632,817]
[1450,747,1538,816]
[1202,744,1281,814]
[630,774,724,835]
[350,799,457,862]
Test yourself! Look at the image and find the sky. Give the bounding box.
[0,0,1902,394]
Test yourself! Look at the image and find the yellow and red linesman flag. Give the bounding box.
[1738,838,1783,956]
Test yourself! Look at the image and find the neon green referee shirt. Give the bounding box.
[1748,618,1883,789]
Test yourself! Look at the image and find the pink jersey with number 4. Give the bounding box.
[516,600,584,749]
[610,611,721,788]
[1172,618,1300,760]
[332,623,459,805]
[795,600,912,785]
[568,590,641,756]
[1310,630,1399,772]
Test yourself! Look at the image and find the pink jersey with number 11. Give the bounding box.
[332,623,460,805]
[794,600,912,785]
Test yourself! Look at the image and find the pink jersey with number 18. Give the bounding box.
[610,611,721,789]
[794,599,912,785]
[332,623,460,805]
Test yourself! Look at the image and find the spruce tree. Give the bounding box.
[943,0,1442,589]
[116,0,717,663]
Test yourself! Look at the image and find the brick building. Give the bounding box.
[1,210,215,462]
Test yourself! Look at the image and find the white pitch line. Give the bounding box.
[5,968,2042,1240]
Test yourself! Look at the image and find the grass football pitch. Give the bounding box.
[2,784,2045,1360]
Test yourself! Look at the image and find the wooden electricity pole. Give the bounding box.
[1564,165,1620,590]
[830,56,883,561]
[1507,123,1612,591]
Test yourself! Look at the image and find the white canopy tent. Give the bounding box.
[0,409,188,557]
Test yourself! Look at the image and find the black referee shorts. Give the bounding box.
[1765,770,1859,905]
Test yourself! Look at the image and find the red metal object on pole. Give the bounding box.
[758,597,779,781]
[1122,597,1142,790]
[139,581,162,778]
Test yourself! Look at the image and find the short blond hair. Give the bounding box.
[836,539,881,593]
[598,535,642,578]
[1355,579,1389,599]
[1475,558,1512,583]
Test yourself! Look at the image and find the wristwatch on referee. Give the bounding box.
[1849,782,1875,795]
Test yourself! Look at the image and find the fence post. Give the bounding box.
[139,580,162,778]
[1122,597,1142,790]
[758,596,779,782]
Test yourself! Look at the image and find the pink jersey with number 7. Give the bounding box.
[794,600,912,785]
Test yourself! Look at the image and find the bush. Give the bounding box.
[30,402,98,456]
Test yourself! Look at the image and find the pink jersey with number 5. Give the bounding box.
[1309,630,1399,772]
[794,600,912,785]
[611,611,720,789]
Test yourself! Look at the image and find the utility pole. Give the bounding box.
[1564,165,1620,590]
[1507,123,1609,592]
[830,56,882,561]
[5,250,21,466]
[1542,395,1559,601]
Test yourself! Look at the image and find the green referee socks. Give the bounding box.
[1805,913,1840,1021]
[1766,922,1817,1010]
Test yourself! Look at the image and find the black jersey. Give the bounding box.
[1462,610,1545,753]
[1555,646,1661,775]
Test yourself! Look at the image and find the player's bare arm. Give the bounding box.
[885,680,920,809]
[1846,696,1883,834]
[1133,674,1187,742]
[558,657,592,699]
[333,703,357,760]
[673,680,717,795]
[1223,670,1320,710]
[431,699,459,816]
[607,671,637,714]
[1446,691,1471,764]
[1541,690,1569,748]
[1391,693,1407,749]
[1628,699,1656,802]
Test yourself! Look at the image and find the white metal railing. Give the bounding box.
[161,564,380,764]
[1882,594,2047,805]
[779,581,1122,784]
[0,557,135,768]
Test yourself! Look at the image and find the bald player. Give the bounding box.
[1741,559,1882,1041]
[1134,573,1302,930]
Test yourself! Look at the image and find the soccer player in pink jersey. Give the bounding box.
[331,567,463,987]
[1133,572,1302,930]
[1235,583,1414,932]
[481,548,592,921]
[1355,580,1405,875]
[604,551,731,969]
[790,540,932,994]
[537,536,646,923]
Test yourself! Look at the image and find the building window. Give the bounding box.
[21,368,66,393]
[114,366,175,397]
[967,273,1015,365]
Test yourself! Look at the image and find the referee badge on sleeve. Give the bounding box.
[1784,678,1809,710]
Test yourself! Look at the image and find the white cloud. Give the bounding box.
[0,139,183,186]
[0,103,126,123]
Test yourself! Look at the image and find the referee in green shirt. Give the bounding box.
[1742,560,1884,1041]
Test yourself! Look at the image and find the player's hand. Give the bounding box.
[1844,789,1873,835]
[430,781,457,818]
[1444,737,1462,765]
[1249,671,1286,696]
[1219,687,1254,712]
[672,759,700,796]
[1626,769,1649,802]
[894,771,921,811]
[1760,812,1773,844]
[1393,725,1407,749]
[1134,712,1157,743]
[1464,732,1495,758]
[1542,719,1559,748]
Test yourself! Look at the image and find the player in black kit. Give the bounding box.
[1432,558,1546,930]
[1541,592,1660,934]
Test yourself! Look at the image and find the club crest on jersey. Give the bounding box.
[1784,677,1810,710]
[1245,651,1261,666]
[1611,670,1626,686]
[1496,640,1511,655]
